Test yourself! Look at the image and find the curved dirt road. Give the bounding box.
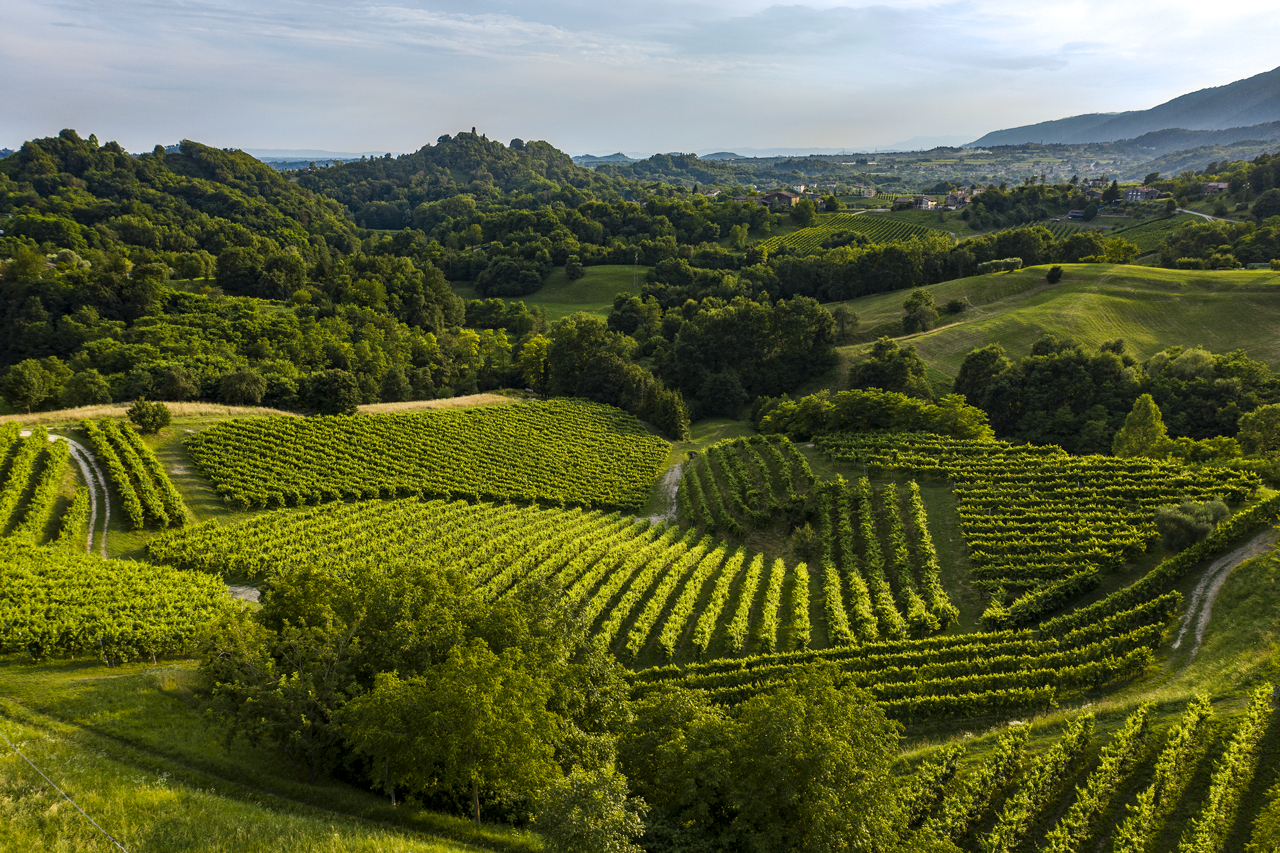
[19,431,110,556]
[1171,527,1278,659]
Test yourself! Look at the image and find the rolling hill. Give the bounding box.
[829,264,1280,378]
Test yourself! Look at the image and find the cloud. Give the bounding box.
[2,0,1278,153]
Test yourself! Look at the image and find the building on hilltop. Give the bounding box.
[915,196,938,210]
[1203,181,1231,194]
[1124,186,1160,202]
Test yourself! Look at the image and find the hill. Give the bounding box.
[970,65,1280,145]
[829,264,1280,379]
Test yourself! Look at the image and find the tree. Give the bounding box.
[698,370,748,417]
[565,255,585,281]
[1112,394,1169,458]
[849,337,934,400]
[728,223,749,250]
[60,369,112,407]
[127,398,172,434]
[201,609,362,785]
[1046,265,1063,284]
[1253,188,1280,222]
[1,359,58,412]
[218,369,267,406]
[1143,172,1161,186]
[517,333,552,394]
[307,370,361,415]
[789,199,817,227]
[1101,237,1140,264]
[379,366,412,403]
[953,343,1011,406]
[726,665,902,853]
[337,639,559,826]
[901,289,940,334]
[829,305,859,343]
[536,766,648,853]
[823,195,841,213]
[1238,403,1280,454]
[1103,180,1121,202]
[1083,203,1098,222]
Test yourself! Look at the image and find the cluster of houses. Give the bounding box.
[893,190,976,211]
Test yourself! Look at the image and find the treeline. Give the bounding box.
[948,336,1280,455]
[641,225,1129,306]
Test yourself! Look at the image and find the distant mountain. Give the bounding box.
[572,152,636,166]
[700,152,743,160]
[244,148,400,159]
[0,148,14,159]
[970,65,1280,146]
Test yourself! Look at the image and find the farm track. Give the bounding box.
[1172,527,1278,659]
[646,463,684,524]
[20,431,109,557]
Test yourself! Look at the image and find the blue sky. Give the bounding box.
[3,0,1278,155]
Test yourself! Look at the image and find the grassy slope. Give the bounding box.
[452,264,646,321]
[828,264,1280,380]
[0,660,535,853]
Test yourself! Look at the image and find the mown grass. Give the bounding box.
[451,264,646,321]
[0,660,538,853]
[828,263,1280,380]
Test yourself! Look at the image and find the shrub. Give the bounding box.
[1156,499,1229,551]
[1046,265,1064,284]
[127,398,171,434]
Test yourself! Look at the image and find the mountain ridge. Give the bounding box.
[970,65,1280,146]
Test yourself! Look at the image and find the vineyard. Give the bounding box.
[1110,213,1198,255]
[895,686,1275,852]
[83,418,191,530]
[0,424,86,549]
[0,539,226,663]
[185,400,670,512]
[813,433,1257,625]
[677,436,958,640]
[757,213,951,254]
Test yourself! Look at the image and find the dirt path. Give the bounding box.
[21,431,109,556]
[645,463,684,524]
[1172,527,1278,659]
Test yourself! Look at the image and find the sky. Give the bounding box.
[3,0,1279,156]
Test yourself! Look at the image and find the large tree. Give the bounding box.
[1112,393,1169,458]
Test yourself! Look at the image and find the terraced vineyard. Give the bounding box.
[815,432,1256,625]
[758,213,950,254]
[679,436,958,640]
[186,399,670,512]
[0,424,87,548]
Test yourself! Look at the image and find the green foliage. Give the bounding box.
[0,540,226,663]
[127,397,172,433]
[1113,394,1169,458]
[757,388,994,441]
[1155,498,1229,550]
[976,258,1022,274]
[535,766,647,853]
[789,199,818,227]
[850,337,935,399]
[621,665,902,853]
[1046,264,1064,283]
[1237,403,1280,454]
[903,289,940,333]
[338,639,560,824]
[952,343,1012,407]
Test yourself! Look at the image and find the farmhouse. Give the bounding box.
[915,196,937,210]
[761,190,801,208]
[1203,181,1231,194]
[1124,186,1160,202]
[1067,209,1085,220]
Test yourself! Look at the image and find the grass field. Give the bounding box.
[0,659,535,853]
[451,264,646,321]
[827,264,1280,379]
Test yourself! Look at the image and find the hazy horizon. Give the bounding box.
[3,1,1279,155]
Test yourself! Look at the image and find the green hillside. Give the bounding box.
[452,264,645,320]
[829,264,1280,377]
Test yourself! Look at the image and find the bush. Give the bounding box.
[1046,265,1064,284]
[792,523,821,561]
[565,255,585,281]
[944,299,966,314]
[127,398,171,434]
[1156,499,1229,551]
[976,258,1022,274]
